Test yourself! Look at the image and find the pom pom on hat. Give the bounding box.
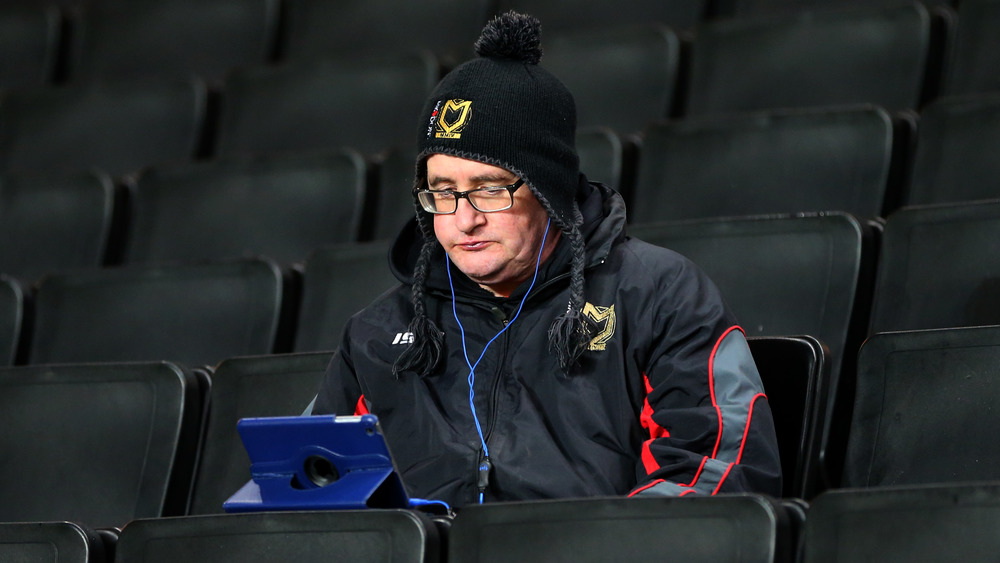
[474,11,543,65]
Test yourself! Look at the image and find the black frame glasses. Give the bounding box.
[415,179,525,214]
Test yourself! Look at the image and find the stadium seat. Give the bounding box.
[0,5,61,89]
[843,326,1000,487]
[124,149,367,266]
[0,276,23,366]
[869,200,1000,333]
[281,0,489,68]
[943,0,1000,96]
[748,336,830,500]
[576,127,630,195]
[116,510,442,562]
[186,351,333,515]
[68,0,278,84]
[906,93,1000,206]
[28,258,284,367]
[214,53,439,159]
[0,170,115,283]
[631,105,897,223]
[0,77,207,178]
[0,521,109,563]
[448,495,795,563]
[717,0,954,18]
[294,241,397,352]
[496,0,712,32]
[804,483,1000,562]
[372,147,419,241]
[685,3,937,115]
[631,213,878,488]
[0,361,202,529]
[543,24,681,135]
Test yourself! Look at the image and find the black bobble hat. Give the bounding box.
[414,10,581,230]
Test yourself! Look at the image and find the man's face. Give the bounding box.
[426,153,560,297]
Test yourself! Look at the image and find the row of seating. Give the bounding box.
[3,323,1000,560]
[4,1,1000,175]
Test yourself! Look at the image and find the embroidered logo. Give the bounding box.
[434,99,473,139]
[583,302,616,351]
[392,332,414,345]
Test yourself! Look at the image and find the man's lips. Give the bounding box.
[457,240,490,250]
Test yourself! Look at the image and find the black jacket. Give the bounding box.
[313,181,782,507]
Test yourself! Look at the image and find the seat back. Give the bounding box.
[125,149,367,266]
[844,326,1000,487]
[543,24,680,135]
[496,0,711,31]
[718,0,954,18]
[282,0,489,67]
[69,0,278,84]
[0,521,108,563]
[0,171,115,283]
[869,200,1000,333]
[906,93,1000,206]
[187,351,332,514]
[0,78,207,177]
[0,276,23,366]
[294,241,397,352]
[214,54,439,158]
[0,361,201,529]
[944,0,1000,96]
[0,5,61,89]
[576,127,627,193]
[29,258,284,367]
[372,147,418,241]
[686,3,934,115]
[448,495,794,563]
[632,106,895,222]
[748,336,830,499]
[804,483,1000,562]
[116,510,441,562]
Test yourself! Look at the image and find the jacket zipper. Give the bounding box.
[477,305,510,501]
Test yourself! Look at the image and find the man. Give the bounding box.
[312,11,782,507]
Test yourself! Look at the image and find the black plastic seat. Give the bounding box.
[496,0,711,31]
[125,149,367,266]
[717,0,954,18]
[0,276,23,366]
[844,326,1000,487]
[0,5,61,89]
[214,54,439,158]
[0,78,207,177]
[631,105,896,223]
[631,213,877,489]
[448,495,795,563]
[906,93,1000,206]
[0,361,202,529]
[686,3,936,115]
[294,241,397,352]
[576,127,629,194]
[543,24,681,135]
[281,0,489,68]
[0,170,115,283]
[28,258,284,367]
[69,0,278,84]
[372,147,419,241]
[0,521,109,563]
[804,483,1000,562]
[869,200,1000,333]
[748,336,830,500]
[186,351,333,515]
[116,510,441,562]
[943,0,1000,96]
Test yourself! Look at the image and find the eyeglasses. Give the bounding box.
[415,179,525,214]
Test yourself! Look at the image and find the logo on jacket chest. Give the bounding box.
[583,302,616,351]
[392,332,414,345]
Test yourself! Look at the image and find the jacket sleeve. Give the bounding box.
[311,321,368,417]
[628,257,782,498]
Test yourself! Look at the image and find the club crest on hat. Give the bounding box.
[434,99,473,139]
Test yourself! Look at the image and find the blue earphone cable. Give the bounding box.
[447,217,551,504]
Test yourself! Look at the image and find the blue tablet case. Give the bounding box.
[223,414,410,512]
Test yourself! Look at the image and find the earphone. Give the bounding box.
[446,217,551,503]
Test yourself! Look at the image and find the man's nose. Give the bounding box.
[452,196,486,231]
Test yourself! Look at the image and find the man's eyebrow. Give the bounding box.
[427,173,516,188]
